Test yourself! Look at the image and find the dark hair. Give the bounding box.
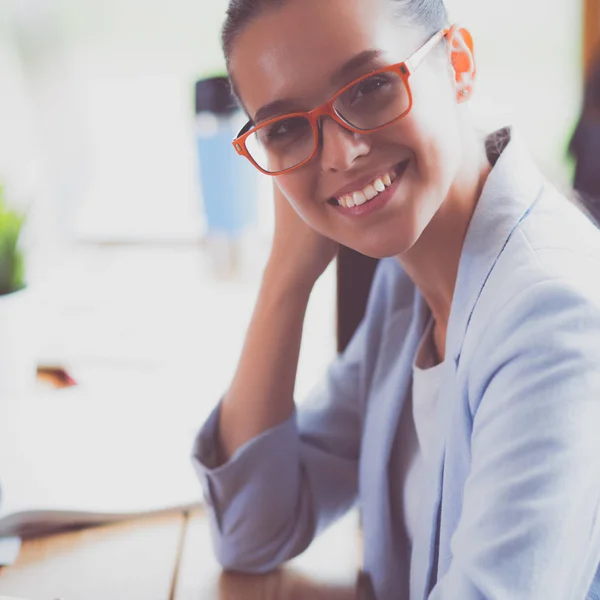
[569,51,600,226]
[222,0,448,70]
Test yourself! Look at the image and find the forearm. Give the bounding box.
[218,259,313,460]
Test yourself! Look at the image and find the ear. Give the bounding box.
[447,26,476,103]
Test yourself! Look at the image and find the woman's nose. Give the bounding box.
[318,117,370,172]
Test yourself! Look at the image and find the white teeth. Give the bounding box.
[353,191,367,206]
[364,185,377,201]
[334,168,398,208]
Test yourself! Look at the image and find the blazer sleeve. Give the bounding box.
[190,279,380,573]
[431,279,600,600]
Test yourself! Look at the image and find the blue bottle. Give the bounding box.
[194,77,258,241]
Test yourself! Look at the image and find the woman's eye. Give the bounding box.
[265,117,309,140]
[348,74,393,103]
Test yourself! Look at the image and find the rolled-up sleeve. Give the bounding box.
[191,303,375,572]
[431,280,600,600]
[192,405,304,571]
[190,259,404,574]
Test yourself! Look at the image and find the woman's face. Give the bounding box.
[230,0,467,258]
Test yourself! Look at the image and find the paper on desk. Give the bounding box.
[0,377,210,541]
[0,537,21,566]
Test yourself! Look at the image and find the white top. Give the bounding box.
[397,318,445,546]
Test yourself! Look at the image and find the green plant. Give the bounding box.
[0,184,26,296]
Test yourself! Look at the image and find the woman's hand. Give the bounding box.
[268,183,338,292]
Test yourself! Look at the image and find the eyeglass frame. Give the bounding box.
[232,25,452,176]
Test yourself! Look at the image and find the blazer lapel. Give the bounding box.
[412,132,546,600]
[446,132,544,365]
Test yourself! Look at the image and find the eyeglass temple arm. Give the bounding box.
[404,27,449,75]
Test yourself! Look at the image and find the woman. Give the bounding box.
[192,1,600,598]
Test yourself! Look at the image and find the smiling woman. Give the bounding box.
[222,0,485,260]
[191,1,600,599]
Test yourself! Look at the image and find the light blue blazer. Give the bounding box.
[193,132,600,600]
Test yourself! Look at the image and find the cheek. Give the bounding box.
[276,175,325,228]
[402,89,463,188]
[415,74,462,150]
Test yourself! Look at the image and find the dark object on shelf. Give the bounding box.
[570,51,600,226]
[195,76,238,116]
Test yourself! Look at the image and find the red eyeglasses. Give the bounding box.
[232,26,451,176]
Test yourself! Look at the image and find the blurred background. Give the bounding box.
[0,0,587,242]
[0,0,598,519]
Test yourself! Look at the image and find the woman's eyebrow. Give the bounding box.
[252,49,383,124]
[330,49,383,87]
[253,98,299,124]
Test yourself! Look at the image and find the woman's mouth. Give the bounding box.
[328,160,410,216]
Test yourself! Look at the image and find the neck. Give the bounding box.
[397,129,491,343]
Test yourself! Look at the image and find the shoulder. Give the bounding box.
[518,183,600,275]
[462,186,600,410]
[470,182,600,326]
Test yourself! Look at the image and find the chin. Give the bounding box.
[343,223,420,260]
[347,236,414,260]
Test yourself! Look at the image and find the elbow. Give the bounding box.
[214,539,286,575]
[211,511,315,575]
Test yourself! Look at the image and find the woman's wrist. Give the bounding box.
[262,254,317,304]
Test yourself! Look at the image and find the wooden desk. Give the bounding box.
[0,509,364,600]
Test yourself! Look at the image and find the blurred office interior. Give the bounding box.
[0,0,596,411]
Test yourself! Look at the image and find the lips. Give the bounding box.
[327,160,410,209]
